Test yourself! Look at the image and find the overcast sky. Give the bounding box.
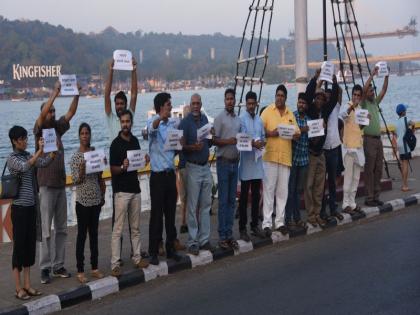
[1,0,419,56]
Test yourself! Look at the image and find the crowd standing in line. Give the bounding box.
[6,64,401,299]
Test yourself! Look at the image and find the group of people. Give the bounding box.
[8,58,411,300]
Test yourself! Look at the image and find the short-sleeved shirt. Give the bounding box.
[213,109,241,159]
[106,108,135,141]
[33,116,70,188]
[396,116,413,155]
[109,132,141,194]
[260,104,299,167]
[147,115,177,172]
[292,111,309,167]
[239,111,265,180]
[361,97,381,136]
[70,152,103,207]
[178,113,210,165]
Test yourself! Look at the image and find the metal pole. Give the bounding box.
[294,0,308,93]
[323,0,328,89]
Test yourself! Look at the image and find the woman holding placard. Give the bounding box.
[70,123,106,284]
[6,126,55,300]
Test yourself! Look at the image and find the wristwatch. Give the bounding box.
[120,165,125,172]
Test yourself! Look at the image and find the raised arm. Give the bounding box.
[64,83,81,122]
[377,73,389,104]
[35,82,60,128]
[362,66,378,102]
[324,75,339,118]
[129,58,138,113]
[104,60,114,116]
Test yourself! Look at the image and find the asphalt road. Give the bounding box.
[59,208,420,315]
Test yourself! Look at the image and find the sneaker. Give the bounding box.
[199,242,215,252]
[188,244,200,256]
[149,255,159,266]
[111,266,121,277]
[180,224,188,234]
[41,269,51,284]
[263,227,272,238]
[174,239,186,251]
[135,259,150,269]
[276,225,289,236]
[240,230,251,242]
[53,267,71,278]
[250,226,265,238]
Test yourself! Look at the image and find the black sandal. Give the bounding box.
[15,289,30,300]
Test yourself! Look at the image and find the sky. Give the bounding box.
[1,0,419,56]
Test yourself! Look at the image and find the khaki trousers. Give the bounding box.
[304,153,326,221]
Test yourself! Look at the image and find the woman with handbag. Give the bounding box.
[6,125,55,300]
[70,123,106,284]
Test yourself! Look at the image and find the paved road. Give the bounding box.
[60,208,420,315]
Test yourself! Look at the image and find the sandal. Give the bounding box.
[91,270,104,279]
[353,206,365,214]
[218,240,230,250]
[228,239,239,250]
[77,273,88,284]
[23,287,42,296]
[15,289,30,300]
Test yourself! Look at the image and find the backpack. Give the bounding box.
[403,117,416,152]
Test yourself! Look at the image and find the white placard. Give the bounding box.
[127,150,146,172]
[84,149,106,174]
[59,74,79,96]
[320,61,335,83]
[355,109,370,126]
[277,124,296,140]
[197,123,213,142]
[236,133,252,151]
[375,61,389,77]
[42,128,57,153]
[164,129,183,151]
[113,50,133,71]
[307,119,325,138]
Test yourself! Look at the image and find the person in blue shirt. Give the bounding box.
[147,92,183,265]
[238,91,265,242]
[394,103,415,192]
[285,93,309,229]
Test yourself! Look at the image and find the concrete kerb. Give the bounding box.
[1,193,419,315]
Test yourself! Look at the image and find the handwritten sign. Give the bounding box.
[355,109,370,126]
[320,61,335,83]
[164,129,183,151]
[127,150,146,172]
[84,149,106,174]
[375,61,389,77]
[308,119,325,138]
[197,123,213,142]
[59,74,79,96]
[277,124,296,140]
[236,133,252,151]
[42,128,57,153]
[113,50,133,71]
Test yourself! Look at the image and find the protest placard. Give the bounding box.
[113,50,133,71]
[59,74,79,96]
[84,149,106,174]
[236,133,253,151]
[277,124,296,140]
[42,128,57,153]
[197,122,213,142]
[308,119,325,138]
[375,61,389,77]
[355,109,370,126]
[320,61,335,83]
[127,150,146,172]
[164,129,183,151]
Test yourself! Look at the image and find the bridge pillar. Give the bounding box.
[294,0,308,92]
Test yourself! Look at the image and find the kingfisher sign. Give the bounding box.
[13,64,62,81]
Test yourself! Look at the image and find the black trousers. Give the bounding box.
[238,179,261,231]
[76,202,101,273]
[11,205,37,271]
[149,170,177,256]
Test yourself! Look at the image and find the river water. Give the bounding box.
[0,74,419,170]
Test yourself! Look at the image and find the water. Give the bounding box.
[1,74,419,171]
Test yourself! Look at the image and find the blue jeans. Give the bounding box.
[285,165,307,224]
[321,146,339,215]
[216,159,239,241]
[186,162,213,247]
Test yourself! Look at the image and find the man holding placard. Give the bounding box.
[361,65,389,206]
[213,89,242,249]
[260,85,300,236]
[147,93,183,265]
[178,94,215,255]
[304,69,339,228]
[339,85,366,215]
[109,110,149,277]
[34,81,80,284]
[237,91,265,241]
